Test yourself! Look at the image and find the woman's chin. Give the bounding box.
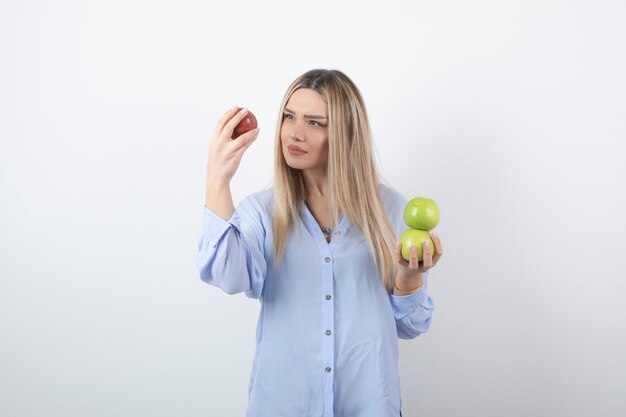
[283,154,306,169]
[286,161,305,170]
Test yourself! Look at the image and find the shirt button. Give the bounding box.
[324,257,331,263]
[325,367,332,372]
[325,330,332,336]
[325,294,332,300]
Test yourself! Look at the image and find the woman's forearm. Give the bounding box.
[205,176,234,221]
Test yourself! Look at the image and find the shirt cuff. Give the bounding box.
[202,205,242,243]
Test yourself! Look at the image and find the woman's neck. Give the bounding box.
[302,168,328,200]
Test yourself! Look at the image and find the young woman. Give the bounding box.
[197,69,443,417]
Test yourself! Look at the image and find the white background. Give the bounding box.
[1,0,625,416]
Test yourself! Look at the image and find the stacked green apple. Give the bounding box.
[399,197,440,261]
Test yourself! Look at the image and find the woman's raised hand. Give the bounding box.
[205,106,260,220]
[206,106,260,184]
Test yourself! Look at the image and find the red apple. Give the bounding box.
[230,108,258,139]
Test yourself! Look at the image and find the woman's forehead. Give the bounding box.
[285,88,327,116]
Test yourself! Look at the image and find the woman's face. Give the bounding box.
[280,88,329,171]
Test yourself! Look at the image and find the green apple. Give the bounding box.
[399,228,434,262]
[404,197,440,230]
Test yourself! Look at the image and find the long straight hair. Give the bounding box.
[272,69,398,291]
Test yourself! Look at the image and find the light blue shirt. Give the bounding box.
[196,184,435,417]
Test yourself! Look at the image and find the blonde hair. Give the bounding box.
[272,69,398,292]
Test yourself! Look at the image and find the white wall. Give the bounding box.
[1,1,625,416]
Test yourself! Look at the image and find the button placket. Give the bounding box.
[302,205,339,414]
[320,250,335,401]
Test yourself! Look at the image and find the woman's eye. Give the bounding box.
[283,113,293,120]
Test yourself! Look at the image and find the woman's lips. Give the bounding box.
[287,145,307,156]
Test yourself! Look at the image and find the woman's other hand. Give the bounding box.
[393,231,443,294]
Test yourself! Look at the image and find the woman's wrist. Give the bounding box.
[393,281,422,296]
[393,271,424,295]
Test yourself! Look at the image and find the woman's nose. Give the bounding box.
[289,124,304,141]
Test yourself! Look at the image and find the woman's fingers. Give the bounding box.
[217,128,259,173]
[409,244,419,269]
[213,106,240,138]
[229,131,259,163]
[226,127,259,153]
[421,239,433,269]
[212,107,251,143]
[395,233,442,276]
[395,242,406,265]
[222,107,251,141]
[430,230,443,265]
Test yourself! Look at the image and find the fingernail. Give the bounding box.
[241,108,248,114]
[411,244,416,252]
[424,240,430,248]
[430,230,438,238]
[230,104,238,111]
